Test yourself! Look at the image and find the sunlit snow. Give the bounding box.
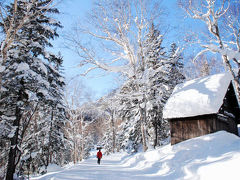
[163,73,233,119]
[31,131,240,180]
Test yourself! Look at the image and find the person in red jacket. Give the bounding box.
[97,149,102,165]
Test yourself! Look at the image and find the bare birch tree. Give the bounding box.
[66,0,164,152]
[66,0,163,77]
[179,0,240,101]
[64,80,84,163]
[97,94,119,153]
[64,79,94,163]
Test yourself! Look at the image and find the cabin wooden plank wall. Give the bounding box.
[170,114,238,145]
[170,115,214,145]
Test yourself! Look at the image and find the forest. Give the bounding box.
[0,0,239,179]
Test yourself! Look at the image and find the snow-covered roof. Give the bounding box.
[163,73,234,119]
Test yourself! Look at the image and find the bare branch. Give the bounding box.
[66,0,164,78]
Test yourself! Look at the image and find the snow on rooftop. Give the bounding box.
[163,72,233,119]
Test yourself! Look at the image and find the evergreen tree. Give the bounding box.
[117,79,143,152]
[143,23,166,148]
[45,54,67,166]
[117,24,185,152]
[167,43,185,87]
[116,24,166,152]
[0,0,65,178]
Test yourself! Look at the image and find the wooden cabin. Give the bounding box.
[163,73,240,145]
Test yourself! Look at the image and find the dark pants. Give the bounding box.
[97,158,101,164]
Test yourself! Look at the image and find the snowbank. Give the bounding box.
[46,164,63,173]
[122,131,240,180]
[32,131,240,180]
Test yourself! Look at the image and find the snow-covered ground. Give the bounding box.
[31,131,240,180]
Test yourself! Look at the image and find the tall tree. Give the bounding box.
[143,24,166,148]
[66,0,164,77]
[179,0,240,101]
[117,25,185,152]
[0,0,63,179]
[65,0,165,152]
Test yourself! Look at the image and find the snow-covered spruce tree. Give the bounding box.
[117,25,185,152]
[19,56,67,175]
[142,25,185,148]
[116,78,145,152]
[142,23,167,148]
[0,0,64,178]
[167,43,185,88]
[44,54,67,166]
[152,43,185,146]
[116,25,165,152]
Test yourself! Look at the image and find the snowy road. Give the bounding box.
[30,153,158,180]
[31,132,240,180]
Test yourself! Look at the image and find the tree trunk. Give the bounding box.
[81,139,84,161]
[141,122,147,152]
[6,106,22,180]
[80,120,84,161]
[47,110,54,165]
[111,110,116,153]
[140,96,148,152]
[153,119,158,149]
[73,140,76,164]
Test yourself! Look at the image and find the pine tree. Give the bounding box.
[167,43,185,87]
[117,79,143,152]
[117,24,167,151]
[116,24,185,152]
[142,23,166,148]
[154,43,185,146]
[45,54,67,166]
[0,0,64,178]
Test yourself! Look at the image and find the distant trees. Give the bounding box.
[64,80,104,163]
[97,91,121,154]
[64,81,87,163]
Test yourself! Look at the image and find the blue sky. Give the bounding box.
[54,0,121,100]
[53,0,196,100]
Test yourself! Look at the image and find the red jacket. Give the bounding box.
[97,151,102,159]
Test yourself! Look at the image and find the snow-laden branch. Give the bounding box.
[203,44,240,63]
[68,0,162,78]
[180,0,240,102]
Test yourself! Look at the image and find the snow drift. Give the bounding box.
[32,131,240,180]
[121,131,240,180]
